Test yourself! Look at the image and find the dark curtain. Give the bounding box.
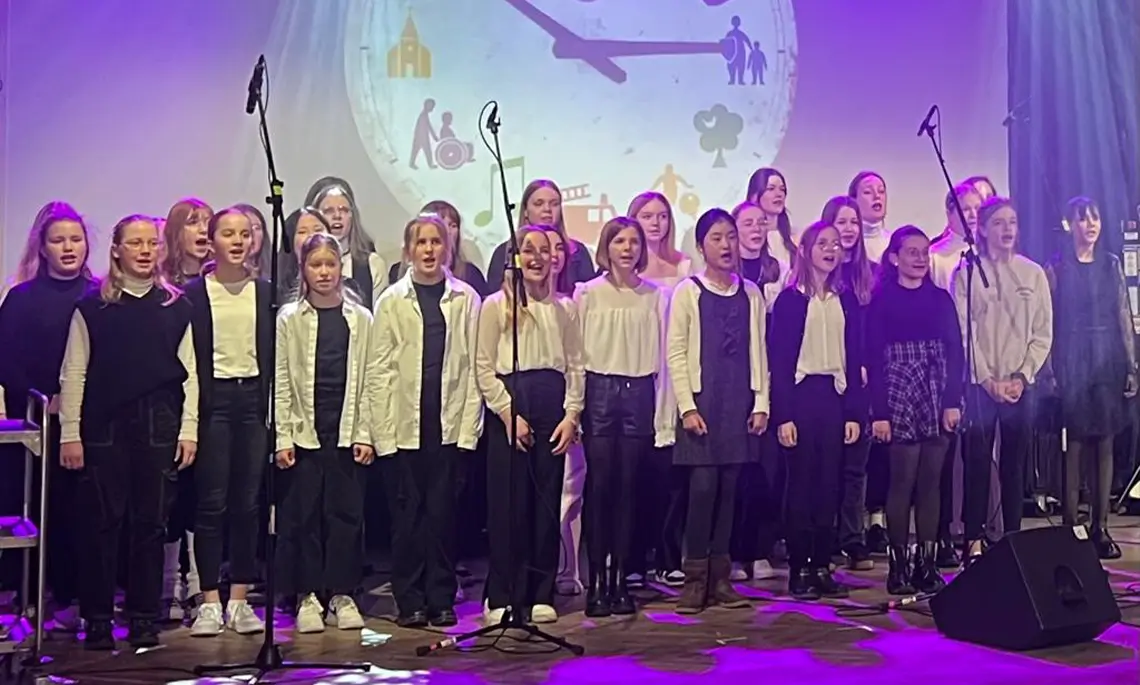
[1007,0,1140,261]
[1008,0,1140,506]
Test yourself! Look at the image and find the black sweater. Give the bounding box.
[767,288,865,426]
[864,279,964,422]
[0,275,92,414]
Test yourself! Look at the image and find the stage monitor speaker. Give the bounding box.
[929,526,1120,650]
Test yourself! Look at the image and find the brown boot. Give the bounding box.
[708,554,751,608]
[676,558,709,614]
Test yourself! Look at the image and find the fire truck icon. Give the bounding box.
[561,183,618,246]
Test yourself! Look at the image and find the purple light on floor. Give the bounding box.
[643,611,701,625]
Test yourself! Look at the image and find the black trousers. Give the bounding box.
[77,390,181,622]
[837,437,870,549]
[1063,436,1113,534]
[629,448,687,575]
[784,376,845,568]
[865,443,890,513]
[886,437,949,547]
[963,388,1032,540]
[582,435,646,572]
[384,444,460,616]
[938,431,960,541]
[275,443,367,596]
[485,370,565,610]
[195,379,266,592]
[685,464,741,559]
[731,433,783,562]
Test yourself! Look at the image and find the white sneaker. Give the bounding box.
[295,594,325,634]
[482,600,505,625]
[190,601,224,637]
[556,578,583,596]
[729,563,749,581]
[656,569,686,587]
[752,559,778,580]
[51,604,82,632]
[326,595,364,630]
[226,601,265,635]
[530,604,558,624]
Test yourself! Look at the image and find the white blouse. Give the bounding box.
[572,275,666,377]
[475,291,586,418]
[205,275,258,379]
[795,290,848,394]
[665,274,769,418]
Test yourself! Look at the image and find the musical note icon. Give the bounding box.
[473,156,526,227]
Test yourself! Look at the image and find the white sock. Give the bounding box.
[870,511,886,528]
[184,532,201,596]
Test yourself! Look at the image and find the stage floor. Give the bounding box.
[14,517,1140,685]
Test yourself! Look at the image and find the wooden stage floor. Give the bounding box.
[12,517,1140,684]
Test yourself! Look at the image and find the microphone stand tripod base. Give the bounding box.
[194,642,372,684]
[416,608,585,657]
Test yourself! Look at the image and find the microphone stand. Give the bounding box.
[416,101,582,657]
[920,107,990,562]
[194,56,370,683]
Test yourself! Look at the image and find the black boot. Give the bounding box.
[812,566,849,598]
[585,567,611,618]
[1093,528,1122,560]
[83,620,116,651]
[787,567,820,600]
[934,537,960,569]
[886,545,916,596]
[911,541,946,594]
[866,523,889,554]
[609,563,636,615]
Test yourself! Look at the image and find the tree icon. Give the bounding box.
[693,104,744,168]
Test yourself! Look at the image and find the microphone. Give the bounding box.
[484,102,499,131]
[246,55,266,115]
[916,104,937,137]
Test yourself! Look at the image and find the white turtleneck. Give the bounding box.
[862,222,891,263]
[58,275,199,444]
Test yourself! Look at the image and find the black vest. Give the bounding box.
[349,256,373,310]
[183,277,274,429]
[76,286,192,422]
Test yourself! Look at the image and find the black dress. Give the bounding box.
[1047,252,1134,438]
[673,278,755,467]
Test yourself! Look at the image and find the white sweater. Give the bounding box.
[951,253,1053,384]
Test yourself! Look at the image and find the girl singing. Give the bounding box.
[304,177,389,309]
[486,179,597,291]
[371,214,483,628]
[1046,197,1133,559]
[234,203,271,277]
[821,196,876,570]
[389,201,490,296]
[274,233,376,634]
[769,221,863,600]
[667,208,768,615]
[627,192,690,588]
[848,172,890,262]
[745,168,795,265]
[952,198,1052,563]
[183,208,272,637]
[476,226,583,625]
[159,198,213,620]
[866,227,963,594]
[574,217,666,617]
[0,202,94,630]
[58,214,199,650]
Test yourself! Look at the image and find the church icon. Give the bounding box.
[388,11,432,79]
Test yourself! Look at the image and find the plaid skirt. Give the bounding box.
[884,339,948,443]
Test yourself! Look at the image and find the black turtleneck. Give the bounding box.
[0,274,93,414]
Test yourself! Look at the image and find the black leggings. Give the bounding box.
[886,437,949,547]
[963,390,1032,540]
[1063,436,1113,535]
[582,435,645,573]
[683,465,741,559]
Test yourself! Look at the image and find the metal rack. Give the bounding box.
[0,390,50,674]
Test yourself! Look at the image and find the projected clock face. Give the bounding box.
[346,0,798,259]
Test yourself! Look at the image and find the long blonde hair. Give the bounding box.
[297,233,360,305]
[627,191,684,264]
[400,213,454,276]
[100,214,182,306]
[13,201,94,285]
[395,201,465,280]
[160,198,213,287]
[501,225,552,330]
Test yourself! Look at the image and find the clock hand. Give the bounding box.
[553,39,724,60]
[502,0,628,83]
